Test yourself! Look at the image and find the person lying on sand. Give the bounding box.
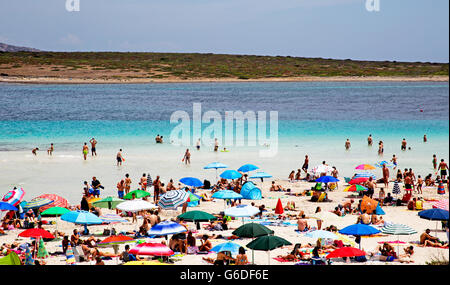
[270,181,286,192]
[284,201,296,211]
[277,243,310,261]
[419,229,448,247]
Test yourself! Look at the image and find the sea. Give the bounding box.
[0,81,448,203]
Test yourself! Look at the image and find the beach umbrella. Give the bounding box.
[339,224,380,249]
[24,245,34,265]
[129,242,174,256]
[355,164,376,170]
[18,228,55,239]
[354,172,377,180]
[2,187,25,207]
[92,197,124,209]
[348,177,369,185]
[116,199,158,212]
[158,190,189,210]
[238,164,259,173]
[392,181,401,195]
[212,190,243,200]
[147,174,153,189]
[0,201,17,211]
[224,205,260,218]
[65,244,76,265]
[335,233,357,247]
[246,235,292,265]
[36,237,49,259]
[98,235,135,256]
[123,189,151,200]
[180,177,203,188]
[40,206,71,235]
[311,165,333,175]
[204,162,228,180]
[375,161,394,168]
[61,210,103,235]
[343,184,367,192]
[360,196,378,214]
[36,194,68,212]
[381,224,417,255]
[22,198,53,210]
[99,214,128,224]
[147,221,187,236]
[274,199,283,215]
[432,200,449,211]
[220,170,243,180]
[249,171,272,182]
[210,242,242,256]
[418,208,449,236]
[87,197,102,208]
[178,210,217,222]
[304,230,338,240]
[310,211,341,226]
[315,176,339,183]
[233,222,274,238]
[326,247,366,259]
[187,192,201,203]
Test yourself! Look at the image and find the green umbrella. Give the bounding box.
[123,189,151,200]
[92,196,124,209]
[232,223,274,238]
[40,207,71,236]
[246,235,292,265]
[178,210,217,230]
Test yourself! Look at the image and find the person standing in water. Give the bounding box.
[196,139,201,150]
[182,149,191,164]
[302,155,309,174]
[432,155,438,171]
[214,138,219,152]
[32,147,39,155]
[423,135,427,142]
[378,141,384,155]
[90,138,97,156]
[82,143,89,160]
[401,138,407,151]
[345,139,351,150]
[368,134,373,146]
[391,155,398,169]
[116,149,124,166]
[47,143,54,155]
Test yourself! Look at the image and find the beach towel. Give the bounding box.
[273,257,298,263]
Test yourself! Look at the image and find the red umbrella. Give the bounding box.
[275,198,284,215]
[432,200,449,211]
[100,235,134,245]
[37,194,69,212]
[349,177,369,185]
[18,228,55,239]
[129,243,174,256]
[326,247,366,259]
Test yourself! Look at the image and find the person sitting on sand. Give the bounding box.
[372,242,397,262]
[169,233,187,254]
[297,214,310,232]
[333,207,343,217]
[371,214,384,225]
[198,234,212,252]
[357,210,371,225]
[342,199,355,214]
[407,198,417,211]
[395,246,415,263]
[121,244,141,262]
[270,181,285,192]
[277,243,309,261]
[420,229,447,247]
[71,229,81,245]
[95,256,105,265]
[235,247,249,265]
[295,169,301,181]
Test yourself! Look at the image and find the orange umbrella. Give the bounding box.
[274,199,283,215]
[360,196,378,214]
[355,164,376,170]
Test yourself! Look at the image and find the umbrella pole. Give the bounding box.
[268,251,270,265]
[252,249,255,265]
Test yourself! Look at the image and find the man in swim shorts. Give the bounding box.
[401,138,407,151]
[367,134,373,146]
[116,149,124,166]
[439,159,448,180]
[302,155,309,173]
[82,143,89,160]
[89,138,97,156]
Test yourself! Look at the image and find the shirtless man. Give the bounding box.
[139,173,147,191]
[302,155,309,173]
[438,159,449,180]
[342,199,354,214]
[153,176,161,203]
[82,143,89,160]
[401,138,407,151]
[116,149,124,166]
[364,177,376,198]
[89,138,97,156]
[196,139,201,150]
[32,147,39,155]
[124,174,132,195]
[297,214,309,232]
[199,235,212,252]
[423,135,427,142]
[368,134,373,146]
[47,143,54,155]
[345,139,351,150]
[404,175,413,194]
[183,149,191,164]
[358,210,371,225]
[382,164,390,188]
[420,229,443,247]
[416,175,423,194]
[391,155,398,169]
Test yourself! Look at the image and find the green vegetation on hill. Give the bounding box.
[0,51,448,79]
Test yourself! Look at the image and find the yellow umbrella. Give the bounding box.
[123,260,171,265]
[335,233,357,247]
[87,197,101,208]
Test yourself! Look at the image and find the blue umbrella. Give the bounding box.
[22,198,54,210]
[204,162,228,180]
[210,242,242,256]
[179,177,203,188]
[375,161,394,168]
[238,164,259,173]
[0,201,18,211]
[147,221,187,236]
[354,172,377,180]
[61,210,103,235]
[418,208,449,221]
[249,171,272,182]
[339,224,380,249]
[220,170,243,180]
[212,190,243,200]
[315,176,339,183]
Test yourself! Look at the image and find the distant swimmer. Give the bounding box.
[368,134,373,146]
[221,147,229,152]
[214,138,219,152]
[90,138,97,156]
[401,138,407,151]
[196,139,201,150]
[378,141,384,155]
[116,149,124,166]
[345,139,351,150]
[155,134,163,144]
[82,143,89,160]
[47,143,54,155]
[32,147,39,155]
[423,135,427,142]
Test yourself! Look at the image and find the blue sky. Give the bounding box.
[0,0,448,62]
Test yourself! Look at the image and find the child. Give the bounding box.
[416,175,423,194]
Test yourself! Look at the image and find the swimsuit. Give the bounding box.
[117,156,122,162]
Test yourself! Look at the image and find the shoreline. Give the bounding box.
[0,75,448,85]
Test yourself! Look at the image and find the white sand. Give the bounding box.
[1,179,448,265]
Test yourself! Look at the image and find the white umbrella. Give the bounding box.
[224,204,260,224]
[311,165,333,175]
[116,199,158,212]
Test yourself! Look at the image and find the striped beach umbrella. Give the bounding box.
[375,161,394,168]
[381,223,417,255]
[36,194,68,212]
[343,184,367,192]
[158,190,189,209]
[147,221,187,236]
[129,243,174,256]
[392,181,401,195]
[432,200,449,211]
[99,214,128,224]
[65,244,76,265]
[354,172,377,180]
[2,188,25,207]
[23,198,54,210]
